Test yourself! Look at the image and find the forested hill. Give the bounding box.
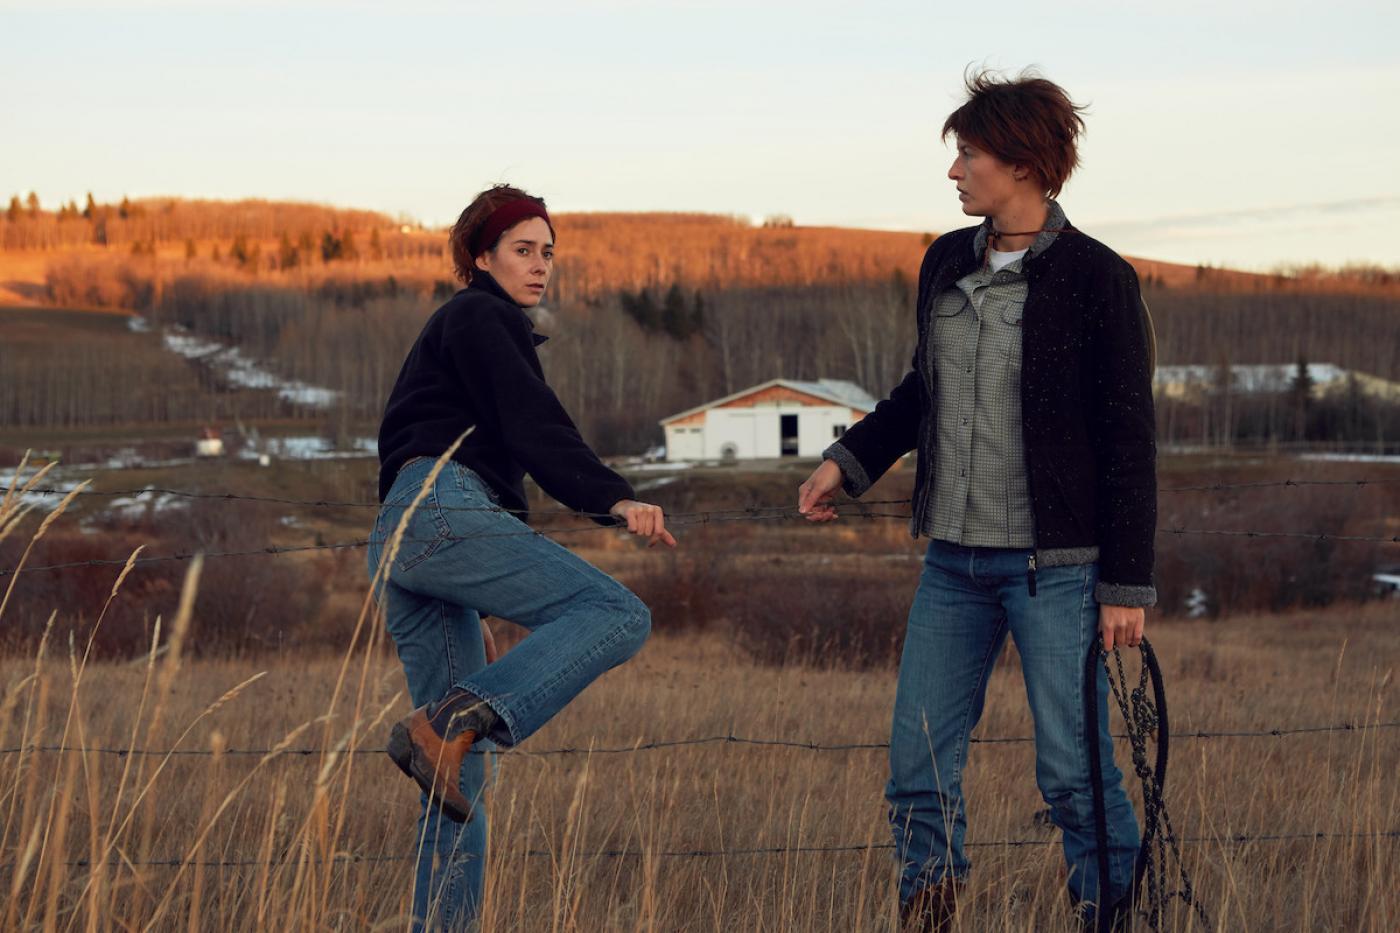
[2,196,1397,454]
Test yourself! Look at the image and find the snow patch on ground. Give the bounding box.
[633,475,682,492]
[237,436,376,461]
[101,488,190,521]
[1299,453,1400,464]
[1,468,81,512]
[162,328,340,408]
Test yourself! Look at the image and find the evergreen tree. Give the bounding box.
[118,196,132,220]
[82,192,96,220]
[5,196,19,222]
[369,227,383,260]
[278,233,299,269]
[231,234,251,267]
[661,283,689,339]
[321,230,341,262]
[25,191,39,217]
[621,288,659,332]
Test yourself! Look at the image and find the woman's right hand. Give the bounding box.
[797,460,844,522]
[609,500,678,548]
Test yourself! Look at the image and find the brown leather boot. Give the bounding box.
[900,878,965,932]
[1074,890,1134,932]
[386,689,486,823]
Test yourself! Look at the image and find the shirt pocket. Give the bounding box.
[998,302,1025,368]
[931,294,970,363]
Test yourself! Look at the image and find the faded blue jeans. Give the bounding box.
[887,539,1140,911]
[368,458,652,931]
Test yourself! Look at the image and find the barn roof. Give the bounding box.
[659,378,877,425]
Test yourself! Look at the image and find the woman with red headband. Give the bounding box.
[369,184,675,929]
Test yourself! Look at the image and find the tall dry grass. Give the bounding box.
[1,456,1396,930]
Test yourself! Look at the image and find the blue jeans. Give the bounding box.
[368,458,652,931]
[887,539,1140,909]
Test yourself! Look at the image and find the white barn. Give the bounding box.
[659,378,877,462]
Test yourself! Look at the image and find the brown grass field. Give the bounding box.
[1,458,1397,931]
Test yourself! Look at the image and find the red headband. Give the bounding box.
[469,198,555,258]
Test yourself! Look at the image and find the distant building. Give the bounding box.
[195,426,224,458]
[1153,363,1400,403]
[659,378,877,462]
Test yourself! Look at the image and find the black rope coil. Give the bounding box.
[1085,637,1209,932]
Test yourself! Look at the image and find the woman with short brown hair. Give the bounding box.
[800,70,1154,931]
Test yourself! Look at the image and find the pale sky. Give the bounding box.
[4,0,1399,271]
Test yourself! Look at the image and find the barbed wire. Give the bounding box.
[9,487,915,521]
[4,720,1394,759]
[13,477,1400,513]
[4,515,1397,579]
[59,829,1400,869]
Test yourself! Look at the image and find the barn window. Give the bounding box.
[832,425,847,438]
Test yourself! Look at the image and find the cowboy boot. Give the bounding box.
[1074,889,1134,932]
[386,687,495,822]
[900,877,965,932]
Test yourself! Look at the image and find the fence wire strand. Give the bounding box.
[4,720,1394,759]
[59,829,1400,869]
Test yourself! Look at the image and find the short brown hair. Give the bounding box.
[942,68,1087,198]
[448,184,549,283]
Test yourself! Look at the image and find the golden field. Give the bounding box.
[1,465,1395,931]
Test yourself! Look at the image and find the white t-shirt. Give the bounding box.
[988,247,1028,273]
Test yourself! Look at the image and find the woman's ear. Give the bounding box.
[474,250,492,272]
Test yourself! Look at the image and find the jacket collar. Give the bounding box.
[972,199,1069,263]
[467,270,550,346]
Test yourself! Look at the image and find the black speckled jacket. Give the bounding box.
[825,210,1158,606]
[376,270,634,524]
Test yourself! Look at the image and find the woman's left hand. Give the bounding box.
[1099,604,1145,651]
[609,499,679,548]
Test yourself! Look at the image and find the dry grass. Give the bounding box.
[1,455,1397,930]
[0,610,1395,930]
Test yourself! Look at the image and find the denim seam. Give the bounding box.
[437,599,458,688]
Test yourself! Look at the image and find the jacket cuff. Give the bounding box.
[586,478,635,526]
[822,442,871,497]
[1094,581,1157,608]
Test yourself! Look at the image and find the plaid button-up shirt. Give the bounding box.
[919,202,1065,546]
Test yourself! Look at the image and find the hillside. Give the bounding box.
[3,196,1397,307]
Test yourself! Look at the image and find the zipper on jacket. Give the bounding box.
[1026,554,1038,598]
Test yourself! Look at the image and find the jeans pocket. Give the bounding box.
[378,483,451,573]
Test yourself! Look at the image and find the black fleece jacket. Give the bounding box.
[376,271,634,522]
[828,220,1158,603]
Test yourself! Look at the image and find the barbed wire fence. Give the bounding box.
[60,830,1400,869]
[4,475,1399,579]
[2,474,1397,877]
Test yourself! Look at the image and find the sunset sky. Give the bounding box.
[4,0,1397,271]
